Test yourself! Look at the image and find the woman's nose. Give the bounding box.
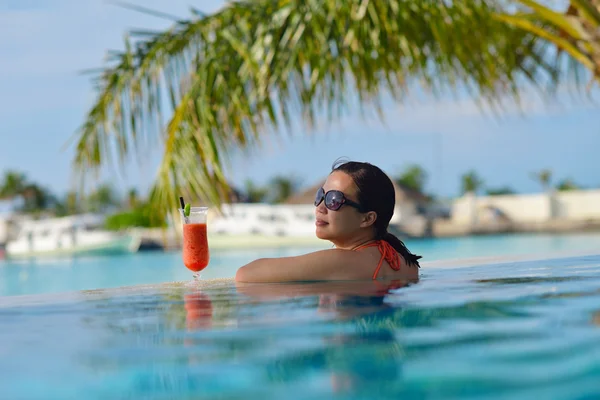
[315,201,327,215]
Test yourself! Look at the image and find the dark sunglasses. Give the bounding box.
[314,187,364,212]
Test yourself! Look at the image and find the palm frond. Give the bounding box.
[72,0,556,218]
[499,0,600,84]
[106,1,184,21]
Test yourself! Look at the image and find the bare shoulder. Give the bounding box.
[235,248,372,283]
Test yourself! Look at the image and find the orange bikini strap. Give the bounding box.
[354,240,402,279]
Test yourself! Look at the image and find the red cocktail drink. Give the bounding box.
[180,206,210,280]
[183,223,209,272]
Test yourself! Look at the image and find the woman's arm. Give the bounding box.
[235,279,411,300]
[235,249,367,283]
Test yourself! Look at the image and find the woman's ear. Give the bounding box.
[360,211,377,228]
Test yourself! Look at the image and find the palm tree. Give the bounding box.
[70,0,563,218]
[395,165,427,193]
[127,188,139,209]
[461,171,485,195]
[65,191,81,215]
[0,171,56,214]
[268,175,302,204]
[86,184,120,213]
[243,179,268,203]
[531,168,557,219]
[0,171,27,199]
[53,191,81,217]
[20,184,53,213]
[498,0,600,85]
[531,169,553,192]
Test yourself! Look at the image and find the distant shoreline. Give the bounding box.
[426,218,600,238]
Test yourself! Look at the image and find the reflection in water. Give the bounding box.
[184,292,213,330]
[475,276,589,285]
[85,280,414,396]
[236,279,413,395]
[593,310,600,326]
[183,291,213,368]
[14,256,600,399]
[72,277,564,398]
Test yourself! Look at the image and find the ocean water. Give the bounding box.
[1,253,600,399]
[1,232,600,297]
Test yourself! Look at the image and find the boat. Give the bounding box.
[5,214,141,259]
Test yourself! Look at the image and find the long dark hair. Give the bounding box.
[332,159,422,268]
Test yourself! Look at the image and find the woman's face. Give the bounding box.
[315,171,366,242]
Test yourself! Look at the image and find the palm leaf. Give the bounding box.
[499,0,600,84]
[71,0,555,219]
[507,0,589,41]
[570,0,600,26]
[497,14,596,70]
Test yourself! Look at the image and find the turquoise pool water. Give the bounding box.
[1,232,600,297]
[1,253,600,399]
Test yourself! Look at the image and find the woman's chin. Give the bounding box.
[315,226,330,240]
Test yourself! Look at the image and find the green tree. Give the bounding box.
[105,204,167,230]
[461,171,484,195]
[54,191,84,216]
[127,188,139,209]
[268,175,302,204]
[243,179,268,203]
[531,169,553,191]
[486,186,516,196]
[86,184,120,213]
[0,171,27,199]
[20,184,53,213]
[0,171,57,214]
[70,0,571,217]
[556,178,580,191]
[395,165,427,193]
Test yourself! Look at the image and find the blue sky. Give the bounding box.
[1,0,598,200]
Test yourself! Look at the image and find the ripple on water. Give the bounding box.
[1,254,600,399]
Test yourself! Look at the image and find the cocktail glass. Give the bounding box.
[179,207,210,281]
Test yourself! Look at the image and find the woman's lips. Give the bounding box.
[315,220,329,226]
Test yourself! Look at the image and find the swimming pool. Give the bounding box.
[1,232,600,297]
[1,252,599,399]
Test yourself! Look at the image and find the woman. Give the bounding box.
[235,160,422,282]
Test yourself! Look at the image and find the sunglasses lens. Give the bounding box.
[325,191,344,211]
[314,187,325,206]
